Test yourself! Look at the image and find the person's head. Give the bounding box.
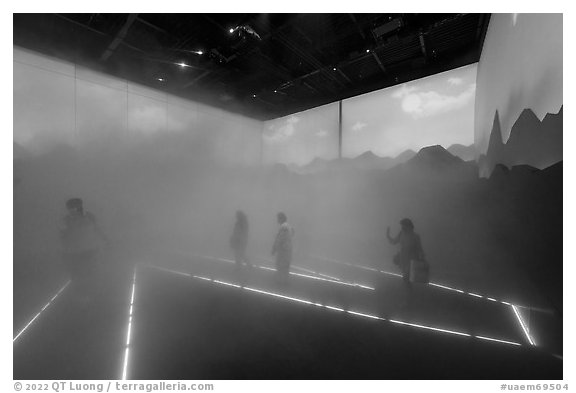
[400,218,414,232]
[66,198,83,215]
[277,212,287,224]
[236,210,246,223]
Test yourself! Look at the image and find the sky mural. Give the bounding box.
[264,63,477,165]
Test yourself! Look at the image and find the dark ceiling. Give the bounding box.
[13,13,490,121]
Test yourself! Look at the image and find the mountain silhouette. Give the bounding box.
[394,149,417,163]
[407,145,464,169]
[350,151,394,171]
[480,107,562,176]
[447,143,477,161]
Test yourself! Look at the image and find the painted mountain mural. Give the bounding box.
[479,107,563,177]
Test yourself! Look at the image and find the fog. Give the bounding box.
[13,46,562,378]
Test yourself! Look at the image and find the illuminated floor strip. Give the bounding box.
[389,319,471,337]
[512,305,535,346]
[196,255,375,290]
[476,335,522,346]
[154,266,521,347]
[13,280,71,343]
[291,265,342,281]
[313,255,543,311]
[313,255,546,347]
[121,269,138,380]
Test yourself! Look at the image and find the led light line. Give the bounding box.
[512,305,535,346]
[121,268,138,380]
[13,280,71,343]
[196,255,375,290]
[312,255,545,311]
[153,266,522,347]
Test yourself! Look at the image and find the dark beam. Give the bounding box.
[275,31,345,90]
[136,16,177,41]
[181,69,213,89]
[337,69,352,84]
[419,31,428,59]
[53,13,145,54]
[348,14,366,39]
[101,14,139,62]
[371,52,387,74]
[53,14,107,37]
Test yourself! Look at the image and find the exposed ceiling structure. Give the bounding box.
[13,13,490,120]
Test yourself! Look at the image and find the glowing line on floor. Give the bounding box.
[312,255,545,312]
[325,305,346,312]
[475,335,522,346]
[13,280,71,343]
[155,266,521,347]
[292,265,342,281]
[347,310,385,320]
[512,305,535,346]
[121,269,137,380]
[389,319,471,337]
[153,266,191,277]
[214,280,241,288]
[197,255,374,290]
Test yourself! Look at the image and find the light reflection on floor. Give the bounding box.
[312,255,541,346]
[152,265,523,347]
[121,268,138,380]
[13,280,71,343]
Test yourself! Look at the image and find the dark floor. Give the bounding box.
[13,253,562,379]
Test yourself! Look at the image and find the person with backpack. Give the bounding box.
[387,218,427,303]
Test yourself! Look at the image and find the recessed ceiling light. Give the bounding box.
[333,67,337,71]
[229,28,234,34]
[366,49,370,53]
[178,62,187,68]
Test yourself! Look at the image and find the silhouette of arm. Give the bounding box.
[387,227,400,245]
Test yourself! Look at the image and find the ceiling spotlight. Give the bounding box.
[178,62,188,68]
[274,90,278,93]
[193,50,203,55]
[366,49,370,53]
[252,94,257,98]
[229,28,235,34]
[333,67,337,71]
[157,77,165,82]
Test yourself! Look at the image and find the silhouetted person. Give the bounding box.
[387,218,425,303]
[230,210,251,267]
[272,212,295,279]
[60,198,107,297]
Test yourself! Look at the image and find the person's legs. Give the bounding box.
[401,261,413,307]
[275,254,290,286]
